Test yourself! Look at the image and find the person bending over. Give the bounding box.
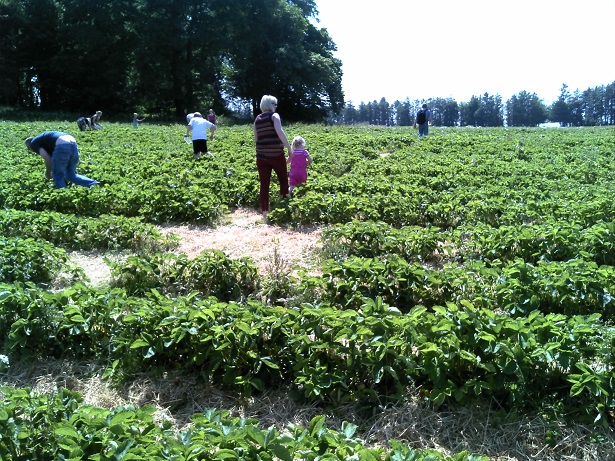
[25,131,99,188]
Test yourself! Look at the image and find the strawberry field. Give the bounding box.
[1,119,614,460]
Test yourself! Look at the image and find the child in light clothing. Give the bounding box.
[287,136,312,194]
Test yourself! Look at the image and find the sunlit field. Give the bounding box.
[1,120,614,460]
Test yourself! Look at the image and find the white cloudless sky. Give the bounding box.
[313,0,615,105]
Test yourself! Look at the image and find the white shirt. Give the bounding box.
[189,117,213,140]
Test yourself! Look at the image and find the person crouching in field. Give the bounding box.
[77,116,92,131]
[90,110,103,130]
[25,131,99,188]
[76,111,103,131]
[287,136,312,194]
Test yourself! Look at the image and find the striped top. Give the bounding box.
[254,112,284,159]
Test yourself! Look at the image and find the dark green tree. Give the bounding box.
[459,96,480,126]
[59,0,138,112]
[581,85,604,126]
[392,99,412,126]
[429,97,459,126]
[604,81,615,125]
[373,98,392,125]
[569,90,584,126]
[0,0,342,122]
[506,91,548,127]
[0,0,27,106]
[17,0,62,110]
[341,101,359,124]
[459,94,503,127]
[357,101,370,123]
[550,84,571,126]
[130,0,194,115]
[129,0,239,117]
[223,0,343,121]
[1,0,136,112]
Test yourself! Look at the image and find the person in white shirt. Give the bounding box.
[184,112,216,159]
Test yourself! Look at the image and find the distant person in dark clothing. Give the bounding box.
[253,95,292,221]
[415,103,432,137]
[76,110,103,131]
[77,116,92,131]
[24,131,99,188]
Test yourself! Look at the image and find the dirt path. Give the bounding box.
[161,208,323,272]
[71,208,323,286]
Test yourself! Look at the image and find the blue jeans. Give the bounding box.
[418,123,429,137]
[52,142,98,188]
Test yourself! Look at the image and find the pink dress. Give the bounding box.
[289,149,310,187]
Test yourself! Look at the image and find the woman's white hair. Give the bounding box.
[260,95,278,112]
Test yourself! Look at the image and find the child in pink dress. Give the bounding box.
[287,136,313,194]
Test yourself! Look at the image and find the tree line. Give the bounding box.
[334,82,615,127]
[1,0,613,127]
[0,0,343,122]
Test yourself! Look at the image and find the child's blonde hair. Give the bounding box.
[292,136,306,149]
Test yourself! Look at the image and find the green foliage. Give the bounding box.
[0,283,117,359]
[2,123,615,458]
[0,208,176,252]
[108,250,258,300]
[0,236,81,285]
[0,391,485,461]
[0,0,343,119]
[2,280,613,425]
[321,220,441,262]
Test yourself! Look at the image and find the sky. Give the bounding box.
[313,0,615,105]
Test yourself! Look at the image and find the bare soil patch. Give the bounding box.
[158,208,323,275]
[70,207,323,287]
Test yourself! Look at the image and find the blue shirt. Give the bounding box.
[30,131,66,156]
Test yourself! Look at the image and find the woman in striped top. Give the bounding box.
[253,95,292,221]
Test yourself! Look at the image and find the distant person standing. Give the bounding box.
[287,136,312,194]
[254,94,292,221]
[132,113,145,127]
[24,131,99,188]
[415,104,432,137]
[184,111,216,159]
[207,109,216,124]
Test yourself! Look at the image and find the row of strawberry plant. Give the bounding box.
[320,219,615,267]
[272,179,615,229]
[0,387,487,461]
[320,221,441,261]
[0,208,176,251]
[1,283,613,424]
[2,123,247,224]
[0,237,82,286]
[316,255,615,319]
[455,221,615,265]
[4,123,615,228]
[107,250,258,300]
